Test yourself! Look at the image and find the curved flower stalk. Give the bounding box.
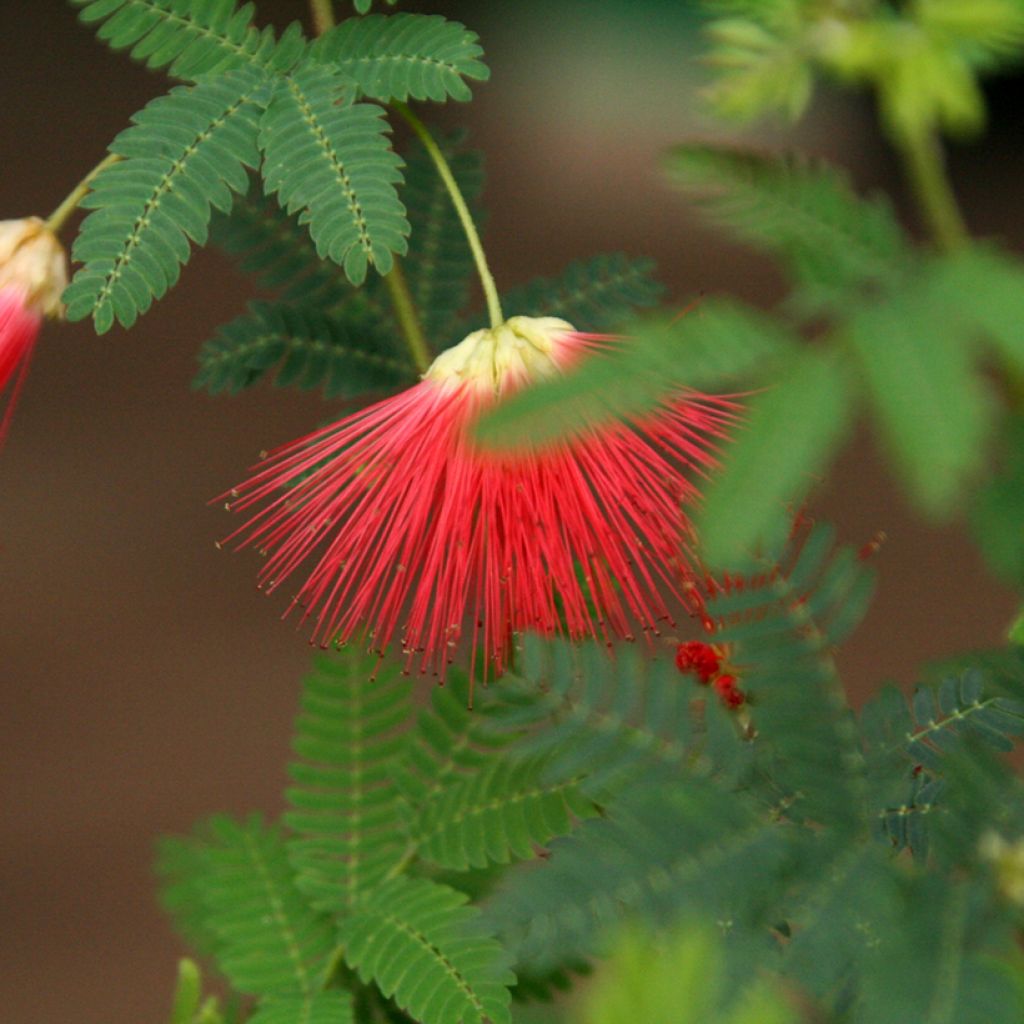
[0,218,67,444]
[220,316,739,681]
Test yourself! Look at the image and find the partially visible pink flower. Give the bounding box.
[0,217,67,443]
[221,316,739,680]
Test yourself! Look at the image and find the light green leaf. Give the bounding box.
[168,960,202,1024]
[697,348,852,568]
[665,144,907,310]
[475,302,792,452]
[847,285,994,517]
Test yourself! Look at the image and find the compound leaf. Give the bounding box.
[311,13,489,102]
[340,876,514,1024]
[65,67,266,332]
[259,65,408,285]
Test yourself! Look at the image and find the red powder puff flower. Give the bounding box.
[674,640,721,683]
[0,217,67,444]
[220,316,738,680]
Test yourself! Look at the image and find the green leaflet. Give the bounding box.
[340,876,514,1024]
[311,14,489,103]
[846,282,995,517]
[192,301,416,397]
[259,65,409,286]
[71,0,305,78]
[474,301,795,451]
[696,348,853,568]
[665,144,907,311]
[64,66,266,332]
[284,654,411,914]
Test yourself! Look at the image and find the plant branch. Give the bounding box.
[897,130,968,253]
[383,261,432,372]
[44,152,121,236]
[309,0,335,35]
[393,101,504,329]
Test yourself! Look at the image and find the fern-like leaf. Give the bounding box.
[393,671,511,806]
[413,756,594,871]
[665,144,907,309]
[285,653,411,914]
[164,815,338,998]
[310,14,489,102]
[71,0,305,78]
[259,65,409,285]
[193,301,416,397]
[703,523,876,828]
[492,253,663,332]
[486,639,708,798]
[64,67,266,332]
[340,876,514,1024]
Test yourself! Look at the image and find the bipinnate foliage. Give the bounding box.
[156,517,1024,1022]
[160,652,599,1024]
[66,0,489,331]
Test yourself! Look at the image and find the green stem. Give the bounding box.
[44,152,121,236]
[393,101,504,329]
[309,0,335,34]
[897,130,968,253]
[383,261,432,372]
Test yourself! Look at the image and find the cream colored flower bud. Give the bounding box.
[424,315,577,394]
[0,217,68,319]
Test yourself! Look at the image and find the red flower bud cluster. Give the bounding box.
[674,640,745,710]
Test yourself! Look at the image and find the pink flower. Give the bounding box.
[0,218,67,444]
[221,316,738,681]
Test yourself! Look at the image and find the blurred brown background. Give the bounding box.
[1,2,1022,1021]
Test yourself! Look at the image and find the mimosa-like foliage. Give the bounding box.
[49,2,1024,1022]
